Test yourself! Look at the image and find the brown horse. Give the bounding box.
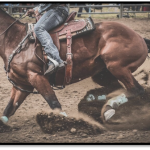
[0,8,148,124]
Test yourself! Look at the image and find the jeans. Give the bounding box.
[34,6,68,65]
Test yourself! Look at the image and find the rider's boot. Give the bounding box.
[44,56,65,76]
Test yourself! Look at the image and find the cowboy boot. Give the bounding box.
[44,62,65,75]
[44,57,66,76]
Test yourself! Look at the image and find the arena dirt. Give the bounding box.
[1,18,150,143]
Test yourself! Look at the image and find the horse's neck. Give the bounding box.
[0,9,15,33]
[0,9,26,63]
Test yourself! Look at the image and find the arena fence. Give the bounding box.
[0,4,150,18]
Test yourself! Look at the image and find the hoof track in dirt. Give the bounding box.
[36,112,104,135]
[0,120,12,133]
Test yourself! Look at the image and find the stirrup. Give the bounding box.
[44,57,59,75]
[28,34,35,43]
[47,56,59,71]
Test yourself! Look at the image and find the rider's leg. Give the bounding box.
[34,8,68,75]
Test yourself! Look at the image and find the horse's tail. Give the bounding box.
[144,38,150,53]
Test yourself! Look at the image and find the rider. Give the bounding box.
[26,3,69,75]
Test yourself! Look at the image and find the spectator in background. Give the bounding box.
[137,6,141,11]
[132,6,141,11]
[143,3,150,11]
[19,3,35,13]
[77,3,90,17]
[3,3,10,13]
[92,3,102,12]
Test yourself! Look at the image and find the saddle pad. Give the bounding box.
[59,19,87,36]
[58,17,95,40]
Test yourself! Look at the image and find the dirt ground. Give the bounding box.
[1,17,150,144]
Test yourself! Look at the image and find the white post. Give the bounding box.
[120,3,123,18]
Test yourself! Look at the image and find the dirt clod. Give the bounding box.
[36,112,103,135]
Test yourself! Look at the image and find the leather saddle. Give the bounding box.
[49,11,87,51]
[29,11,95,86]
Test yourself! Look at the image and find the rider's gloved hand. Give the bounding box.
[34,9,40,17]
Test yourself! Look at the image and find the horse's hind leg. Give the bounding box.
[101,65,145,122]
[1,87,31,124]
[92,68,121,88]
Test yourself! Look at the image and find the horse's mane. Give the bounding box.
[0,8,15,20]
[0,8,25,26]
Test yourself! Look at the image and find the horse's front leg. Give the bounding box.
[28,72,63,113]
[1,87,31,124]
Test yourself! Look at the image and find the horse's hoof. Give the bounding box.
[98,95,106,101]
[104,109,115,121]
[1,116,8,124]
[101,105,115,122]
[86,94,95,102]
[106,93,128,108]
[0,120,12,133]
[59,112,67,117]
[101,94,128,122]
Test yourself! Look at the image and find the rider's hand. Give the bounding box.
[34,9,40,17]
[25,9,35,16]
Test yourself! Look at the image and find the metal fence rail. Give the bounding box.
[0,4,150,18]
